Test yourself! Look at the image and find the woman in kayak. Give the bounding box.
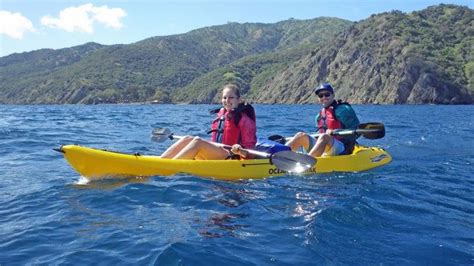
[161,84,257,160]
[286,83,360,157]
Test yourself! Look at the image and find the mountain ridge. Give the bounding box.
[0,4,472,104]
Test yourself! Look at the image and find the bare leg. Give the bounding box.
[173,137,229,160]
[308,133,333,157]
[160,136,194,158]
[286,132,310,151]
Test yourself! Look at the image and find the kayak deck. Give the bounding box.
[57,144,392,181]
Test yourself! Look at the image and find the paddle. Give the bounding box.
[150,128,317,173]
[268,122,385,143]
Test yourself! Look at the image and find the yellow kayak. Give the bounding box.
[56,144,391,181]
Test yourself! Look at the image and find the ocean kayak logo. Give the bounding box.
[268,167,316,175]
[370,154,388,163]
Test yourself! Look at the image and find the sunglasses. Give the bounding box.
[317,92,332,98]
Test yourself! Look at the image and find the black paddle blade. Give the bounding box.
[268,134,287,144]
[270,151,316,173]
[150,128,171,142]
[357,122,385,139]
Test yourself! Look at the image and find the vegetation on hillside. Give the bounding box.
[251,4,473,104]
[0,4,472,104]
[0,18,350,104]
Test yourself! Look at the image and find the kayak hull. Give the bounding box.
[57,144,392,181]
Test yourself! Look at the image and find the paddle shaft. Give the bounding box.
[279,122,385,141]
[281,129,359,141]
[316,128,380,136]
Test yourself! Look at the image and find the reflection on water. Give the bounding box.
[291,189,334,246]
[198,213,250,238]
[197,183,255,238]
[71,176,150,190]
[208,183,257,207]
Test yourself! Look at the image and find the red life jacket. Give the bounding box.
[317,102,344,140]
[210,108,243,146]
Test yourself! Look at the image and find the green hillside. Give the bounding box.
[0,18,350,104]
[251,4,473,104]
[0,4,472,104]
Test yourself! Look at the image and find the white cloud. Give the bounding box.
[92,5,126,29]
[40,3,126,33]
[0,10,35,39]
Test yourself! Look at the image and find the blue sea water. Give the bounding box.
[0,104,473,265]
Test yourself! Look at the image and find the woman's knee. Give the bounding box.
[317,133,332,143]
[294,132,308,140]
[188,136,203,148]
[192,136,202,142]
[175,135,194,144]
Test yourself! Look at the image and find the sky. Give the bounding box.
[0,0,472,57]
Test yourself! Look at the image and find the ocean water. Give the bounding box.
[0,104,472,265]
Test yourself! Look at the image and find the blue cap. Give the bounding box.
[315,83,334,94]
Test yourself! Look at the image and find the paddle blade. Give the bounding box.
[267,134,287,144]
[357,122,385,139]
[151,128,171,142]
[270,151,316,173]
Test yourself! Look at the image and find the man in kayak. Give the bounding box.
[161,84,257,160]
[286,83,360,157]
